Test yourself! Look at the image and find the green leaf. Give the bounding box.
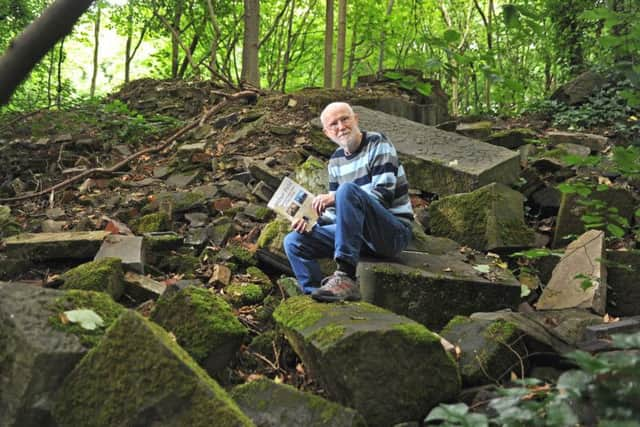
[473,264,491,273]
[502,4,520,29]
[581,214,604,224]
[415,82,432,97]
[64,309,104,330]
[443,29,461,44]
[557,370,591,396]
[607,223,626,238]
[611,331,640,349]
[383,71,404,81]
[520,284,531,298]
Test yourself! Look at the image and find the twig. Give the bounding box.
[0,90,257,203]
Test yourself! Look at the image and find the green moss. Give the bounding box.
[49,290,125,348]
[131,212,171,233]
[273,296,327,330]
[225,283,265,306]
[257,219,289,249]
[157,254,200,277]
[60,257,124,299]
[53,310,253,426]
[309,324,346,347]
[441,315,472,334]
[391,322,440,346]
[245,266,271,285]
[151,286,246,363]
[227,244,257,267]
[143,232,183,252]
[484,320,518,344]
[253,207,271,221]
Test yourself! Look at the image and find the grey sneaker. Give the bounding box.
[312,271,361,302]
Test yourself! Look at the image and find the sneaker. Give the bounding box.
[312,271,361,302]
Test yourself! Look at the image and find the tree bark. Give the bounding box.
[0,0,95,105]
[323,0,333,88]
[334,0,346,88]
[241,0,260,87]
[90,4,101,97]
[377,0,394,74]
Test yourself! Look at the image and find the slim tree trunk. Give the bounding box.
[377,0,394,74]
[334,0,346,88]
[56,37,65,107]
[346,18,356,88]
[241,0,260,87]
[90,4,101,97]
[171,0,184,78]
[323,0,333,88]
[0,0,95,105]
[205,0,221,78]
[281,0,295,92]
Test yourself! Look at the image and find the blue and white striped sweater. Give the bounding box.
[323,131,413,223]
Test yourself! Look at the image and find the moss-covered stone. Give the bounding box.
[227,244,258,268]
[231,378,366,427]
[273,296,460,426]
[151,286,247,377]
[49,290,125,348]
[224,283,266,306]
[441,316,526,386]
[156,253,200,277]
[257,219,290,250]
[60,257,125,300]
[52,310,254,427]
[143,232,183,252]
[131,212,171,234]
[429,182,534,251]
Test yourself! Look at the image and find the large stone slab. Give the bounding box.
[273,296,460,427]
[231,379,366,427]
[0,283,123,427]
[3,231,109,261]
[429,182,535,251]
[352,106,520,196]
[537,230,607,314]
[52,310,253,427]
[357,249,521,331]
[94,234,145,274]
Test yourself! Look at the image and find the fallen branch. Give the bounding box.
[0,90,257,203]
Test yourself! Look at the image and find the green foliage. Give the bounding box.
[384,71,432,96]
[426,331,640,426]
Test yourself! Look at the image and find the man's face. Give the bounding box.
[323,106,361,154]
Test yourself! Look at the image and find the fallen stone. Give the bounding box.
[555,142,591,158]
[429,182,535,252]
[455,121,493,140]
[61,257,125,300]
[486,127,537,149]
[273,296,460,426]
[166,169,201,188]
[552,183,635,248]
[52,310,253,427]
[251,181,275,203]
[231,378,366,427]
[45,207,65,220]
[583,316,640,341]
[143,231,183,252]
[0,283,123,427]
[351,106,520,196]
[177,141,207,155]
[232,170,254,185]
[185,212,209,227]
[184,226,210,249]
[551,70,606,106]
[357,248,521,331]
[293,156,328,196]
[4,231,109,262]
[537,230,606,314]
[209,264,232,287]
[221,180,251,200]
[440,316,527,386]
[151,286,247,377]
[224,282,268,307]
[124,271,166,301]
[41,219,66,233]
[131,212,171,234]
[606,250,640,317]
[546,130,608,153]
[209,218,234,246]
[94,234,145,274]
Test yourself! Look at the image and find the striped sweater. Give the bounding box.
[323,131,414,223]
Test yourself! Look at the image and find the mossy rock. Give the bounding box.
[245,266,272,286]
[441,316,526,387]
[231,378,366,427]
[143,232,183,253]
[429,182,534,251]
[486,127,537,149]
[52,310,254,427]
[131,212,171,234]
[143,191,207,214]
[0,204,21,238]
[49,290,125,348]
[224,282,266,306]
[226,244,258,268]
[293,155,329,196]
[273,296,460,426]
[60,257,125,300]
[257,219,290,252]
[156,253,200,277]
[151,286,247,377]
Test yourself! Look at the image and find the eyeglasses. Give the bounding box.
[325,115,353,131]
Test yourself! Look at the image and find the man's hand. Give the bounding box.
[292,217,309,233]
[311,193,335,216]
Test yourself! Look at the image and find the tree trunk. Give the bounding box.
[0,0,95,105]
[346,18,357,88]
[205,0,221,78]
[323,0,333,88]
[170,0,184,78]
[377,0,394,74]
[241,0,260,87]
[334,0,346,88]
[56,37,65,108]
[281,0,296,92]
[90,4,101,97]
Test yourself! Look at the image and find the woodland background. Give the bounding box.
[0,0,638,121]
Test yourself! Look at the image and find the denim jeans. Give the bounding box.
[283,182,413,294]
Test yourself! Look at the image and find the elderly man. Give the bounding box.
[283,102,414,302]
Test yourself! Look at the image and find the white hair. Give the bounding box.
[320,102,354,127]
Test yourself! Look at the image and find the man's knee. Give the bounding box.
[336,182,364,200]
[283,231,301,255]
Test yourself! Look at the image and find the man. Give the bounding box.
[283,102,414,302]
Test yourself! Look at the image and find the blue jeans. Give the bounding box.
[283,182,412,294]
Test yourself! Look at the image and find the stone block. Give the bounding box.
[352,107,520,196]
[94,234,145,274]
[4,231,108,262]
[274,297,460,427]
[61,257,125,300]
[52,310,253,427]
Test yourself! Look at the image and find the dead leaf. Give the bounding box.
[59,312,69,325]
[296,363,305,376]
[603,314,619,323]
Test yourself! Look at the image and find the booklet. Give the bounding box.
[267,177,318,227]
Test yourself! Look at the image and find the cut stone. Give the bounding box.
[61,257,125,300]
[455,121,493,140]
[273,296,460,427]
[166,169,201,188]
[357,249,521,331]
[94,234,145,274]
[151,286,247,377]
[231,378,366,427]
[251,181,275,203]
[221,180,251,200]
[537,230,607,314]
[441,316,527,386]
[429,182,535,251]
[124,271,166,301]
[293,156,328,196]
[52,311,253,427]
[352,106,520,196]
[546,130,608,153]
[4,231,108,262]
